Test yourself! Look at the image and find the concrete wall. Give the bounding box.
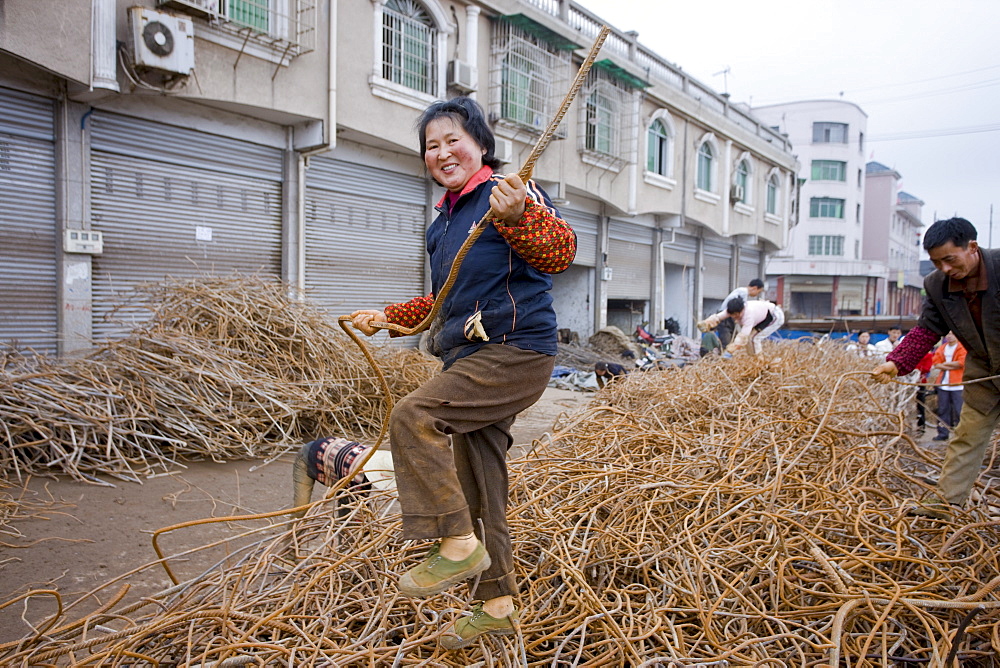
[551,264,594,340]
[863,172,895,262]
[1,0,93,85]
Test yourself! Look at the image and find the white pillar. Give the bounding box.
[722,138,732,236]
[465,5,480,98]
[92,0,119,91]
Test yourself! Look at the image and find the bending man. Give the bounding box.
[872,217,1000,518]
[699,296,784,355]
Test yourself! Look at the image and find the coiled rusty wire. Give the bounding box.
[3,342,998,666]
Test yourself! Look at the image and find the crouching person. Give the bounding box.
[290,436,393,518]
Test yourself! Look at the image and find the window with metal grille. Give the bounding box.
[810,197,845,219]
[578,68,634,165]
[490,22,567,131]
[180,0,315,57]
[697,142,714,191]
[646,119,670,176]
[808,235,844,256]
[811,159,846,181]
[585,87,615,154]
[229,0,269,32]
[382,0,437,95]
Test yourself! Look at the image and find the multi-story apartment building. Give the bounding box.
[0,0,797,356]
[752,100,877,318]
[863,162,924,317]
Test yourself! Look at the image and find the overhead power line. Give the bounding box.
[749,63,1000,108]
[843,63,1000,95]
[868,122,1000,142]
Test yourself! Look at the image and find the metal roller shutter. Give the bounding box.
[737,247,762,287]
[90,112,283,340]
[0,87,57,355]
[702,239,733,299]
[607,220,653,300]
[304,157,427,333]
[662,232,697,266]
[559,207,598,267]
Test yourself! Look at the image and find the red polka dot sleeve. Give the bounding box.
[886,325,941,375]
[492,198,577,274]
[384,294,433,335]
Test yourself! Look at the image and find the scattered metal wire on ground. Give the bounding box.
[3,342,998,665]
[1,478,72,549]
[0,276,440,485]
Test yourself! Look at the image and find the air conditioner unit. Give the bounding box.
[730,184,745,202]
[129,7,195,76]
[447,60,476,93]
[494,137,514,164]
[157,0,221,19]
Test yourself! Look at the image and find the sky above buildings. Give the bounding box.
[578,0,1000,244]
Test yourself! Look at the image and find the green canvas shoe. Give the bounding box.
[397,541,491,597]
[439,603,519,650]
[908,495,953,519]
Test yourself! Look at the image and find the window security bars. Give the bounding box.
[489,21,569,135]
[206,0,317,56]
[578,69,635,165]
[382,0,437,96]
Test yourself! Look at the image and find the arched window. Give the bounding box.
[767,173,780,215]
[734,159,749,200]
[382,0,437,95]
[646,119,671,176]
[696,141,714,191]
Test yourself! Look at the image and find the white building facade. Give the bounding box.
[753,100,880,318]
[863,162,924,316]
[0,0,798,356]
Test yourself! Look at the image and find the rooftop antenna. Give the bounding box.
[713,66,731,96]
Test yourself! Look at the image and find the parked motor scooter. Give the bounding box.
[635,322,671,349]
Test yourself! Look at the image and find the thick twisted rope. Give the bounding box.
[329,26,611,468]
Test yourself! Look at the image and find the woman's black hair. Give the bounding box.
[923,217,977,252]
[726,296,745,315]
[416,96,501,171]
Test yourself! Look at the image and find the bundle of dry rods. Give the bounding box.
[3,342,998,666]
[0,276,440,484]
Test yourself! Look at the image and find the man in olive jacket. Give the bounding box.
[873,217,1000,517]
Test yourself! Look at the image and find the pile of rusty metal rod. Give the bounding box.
[0,276,440,484]
[3,343,998,665]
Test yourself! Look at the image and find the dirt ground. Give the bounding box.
[0,387,590,645]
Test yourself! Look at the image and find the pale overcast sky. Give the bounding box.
[577,0,1000,244]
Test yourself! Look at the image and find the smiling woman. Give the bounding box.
[346,96,577,649]
[421,114,491,194]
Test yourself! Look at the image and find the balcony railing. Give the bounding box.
[521,0,792,153]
